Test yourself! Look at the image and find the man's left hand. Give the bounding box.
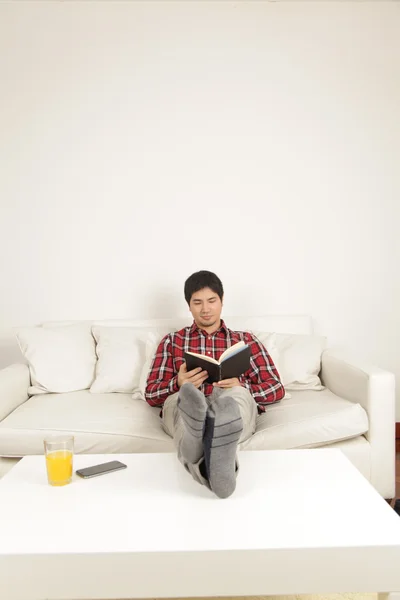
[213,377,241,389]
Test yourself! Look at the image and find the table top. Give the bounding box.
[1,449,400,556]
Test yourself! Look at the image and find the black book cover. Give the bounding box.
[184,345,251,384]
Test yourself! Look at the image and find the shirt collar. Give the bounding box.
[190,319,229,336]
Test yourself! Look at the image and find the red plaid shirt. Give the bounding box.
[145,320,285,412]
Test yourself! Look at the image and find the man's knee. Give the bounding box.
[220,386,257,441]
[161,392,180,438]
[221,385,254,406]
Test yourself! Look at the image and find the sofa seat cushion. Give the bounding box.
[0,391,173,457]
[241,389,369,451]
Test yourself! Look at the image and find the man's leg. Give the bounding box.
[218,385,258,443]
[203,386,257,498]
[161,387,210,488]
[177,384,207,463]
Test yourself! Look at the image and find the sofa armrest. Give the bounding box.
[320,349,395,498]
[0,364,30,422]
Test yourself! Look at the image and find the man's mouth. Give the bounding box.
[201,316,212,320]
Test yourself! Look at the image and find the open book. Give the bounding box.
[184,341,251,384]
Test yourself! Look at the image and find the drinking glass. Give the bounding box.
[44,435,74,486]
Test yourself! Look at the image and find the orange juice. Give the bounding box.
[45,450,73,486]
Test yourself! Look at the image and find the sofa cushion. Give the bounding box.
[41,318,321,393]
[275,333,326,391]
[250,332,326,391]
[137,331,163,398]
[91,325,189,396]
[90,326,154,394]
[0,387,369,458]
[240,388,369,451]
[0,391,173,456]
[15,324,97,395]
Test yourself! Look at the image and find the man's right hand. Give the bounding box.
[177,363,208,389]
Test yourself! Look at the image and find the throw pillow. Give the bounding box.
[90,326,152,394]
[137,331,164,399]
[274,333,326,390]
[16,324,97,395]
[249,331,291,399]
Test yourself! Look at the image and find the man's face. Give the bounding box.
[189,287,223,332]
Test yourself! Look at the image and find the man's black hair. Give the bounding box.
[184,270,224,305]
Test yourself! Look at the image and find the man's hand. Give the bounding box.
[178,363,209,389]
[213,377,242,389]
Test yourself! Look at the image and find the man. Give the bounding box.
[145,270,285,498]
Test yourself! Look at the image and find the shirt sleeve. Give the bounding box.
[239,333,285,410]
[144,334,179,407]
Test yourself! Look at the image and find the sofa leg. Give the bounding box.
[385,498,394,506]
[394,499,400,516]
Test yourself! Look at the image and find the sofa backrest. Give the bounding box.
[42,315,313,335]
[10,314,325,396]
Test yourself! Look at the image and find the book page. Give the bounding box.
[219,341,246,363]
[184,350,219,365]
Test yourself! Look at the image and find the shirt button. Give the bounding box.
[207,352,211,355]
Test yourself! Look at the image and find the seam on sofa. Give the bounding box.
[290,433,370,449]
[254,403,369,434]
[0,426,171,441]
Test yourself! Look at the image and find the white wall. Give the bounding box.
[0,1,399,416]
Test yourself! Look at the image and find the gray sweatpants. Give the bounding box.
[161,386,257,488]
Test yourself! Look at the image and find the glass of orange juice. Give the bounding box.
[44,435,74,486]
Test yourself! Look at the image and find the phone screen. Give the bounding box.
[76,460,127,478]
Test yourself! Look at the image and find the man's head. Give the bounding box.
[184,270,224,333]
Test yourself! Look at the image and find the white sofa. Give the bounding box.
[0,315,395,498]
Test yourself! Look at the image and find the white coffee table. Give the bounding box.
[0,449,400,600]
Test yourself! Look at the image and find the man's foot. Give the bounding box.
[203,396,243,499]
[177,383,207,464]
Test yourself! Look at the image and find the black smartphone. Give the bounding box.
[76,460,127,479]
